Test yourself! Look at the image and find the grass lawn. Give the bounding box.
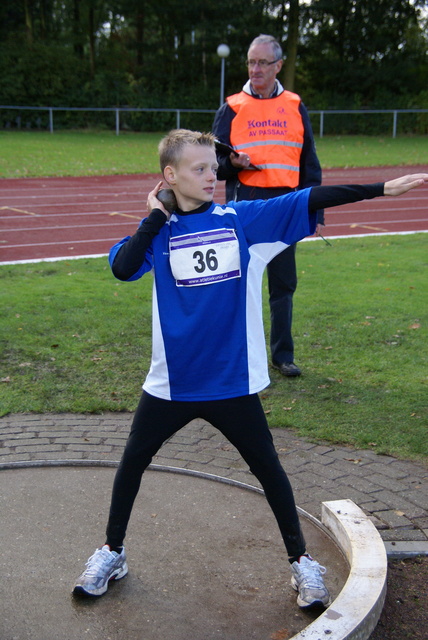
[1,235,426,461]
[0,130,163,178]
[316,134,428,168]
[1,131,427,461]
[0,130,427,178]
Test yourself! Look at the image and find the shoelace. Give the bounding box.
[82,547,115,577]
[298,559,327,589]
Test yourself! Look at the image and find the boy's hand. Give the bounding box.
[147,181,171,219]
[384,174,428,196]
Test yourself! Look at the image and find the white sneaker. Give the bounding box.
[73,545,128,597]
[290,555,331,609]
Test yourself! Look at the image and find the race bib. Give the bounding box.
[169,228,241,287]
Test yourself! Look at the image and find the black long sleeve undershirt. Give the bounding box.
[309,182,384,211]
[112,182,385,281]
[112,208,167,281]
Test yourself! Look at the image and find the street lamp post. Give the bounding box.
[217,44,230,107]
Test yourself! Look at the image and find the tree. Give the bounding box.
[24,0,34,46]
[298,0,428,106]
[283,0,299,91]
[0,0,427,119]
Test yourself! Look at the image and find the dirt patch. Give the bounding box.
[370,556,428,639]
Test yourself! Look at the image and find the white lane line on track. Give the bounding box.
[2,217,427,236]
[1,237,123,248]
[322,217,428,226]
[1,201,426,215]
[0,221,139,233]
[4,191,427,206]
[0,198,146,208]
[2,230,427,266]
[0,254,109,265]
[2,228,427,253]
[1,207,427,228]
[0,209,146,220]
[0,185,154,195]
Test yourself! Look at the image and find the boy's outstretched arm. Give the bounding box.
[384,174,428,196]
[309,173,428,212]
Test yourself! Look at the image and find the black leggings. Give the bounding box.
[106,391,306,559]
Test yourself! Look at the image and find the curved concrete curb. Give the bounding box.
[289,498,387,640]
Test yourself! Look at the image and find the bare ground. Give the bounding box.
[370,556,428,639]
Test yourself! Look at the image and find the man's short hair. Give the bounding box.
[158,129,216,172]
[248,34,283,61]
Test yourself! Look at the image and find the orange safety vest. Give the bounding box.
[227,90,304,189]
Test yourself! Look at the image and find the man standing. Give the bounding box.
[213,34,323,377]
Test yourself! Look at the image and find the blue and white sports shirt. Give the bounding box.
[109,190,315,401]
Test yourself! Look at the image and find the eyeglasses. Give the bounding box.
[246,59,281,68]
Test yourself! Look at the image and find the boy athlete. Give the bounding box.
[73,129,427,609]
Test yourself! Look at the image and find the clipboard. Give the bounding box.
[214,139,261,171]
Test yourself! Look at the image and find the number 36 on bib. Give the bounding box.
[169,228,241,287]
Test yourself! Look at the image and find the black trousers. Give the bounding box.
[231,182,298,366]
[267,243,297,365]
[106,391,306,559]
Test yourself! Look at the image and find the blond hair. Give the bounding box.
[158,129,216,173]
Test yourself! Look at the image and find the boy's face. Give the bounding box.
[164,144,218,211]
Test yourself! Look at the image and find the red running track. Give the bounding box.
[1,166,427,264]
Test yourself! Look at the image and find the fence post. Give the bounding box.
[49,108,54,133]
[116,109,120,135]
[320,111,324,138]
[176,110,180,129]
[392,111,397,138]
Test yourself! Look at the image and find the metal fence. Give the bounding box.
[311,108,428,137]
[1,105,427,137]
[0,106,216,136]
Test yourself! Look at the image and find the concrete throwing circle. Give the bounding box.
[0,466,348,640]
